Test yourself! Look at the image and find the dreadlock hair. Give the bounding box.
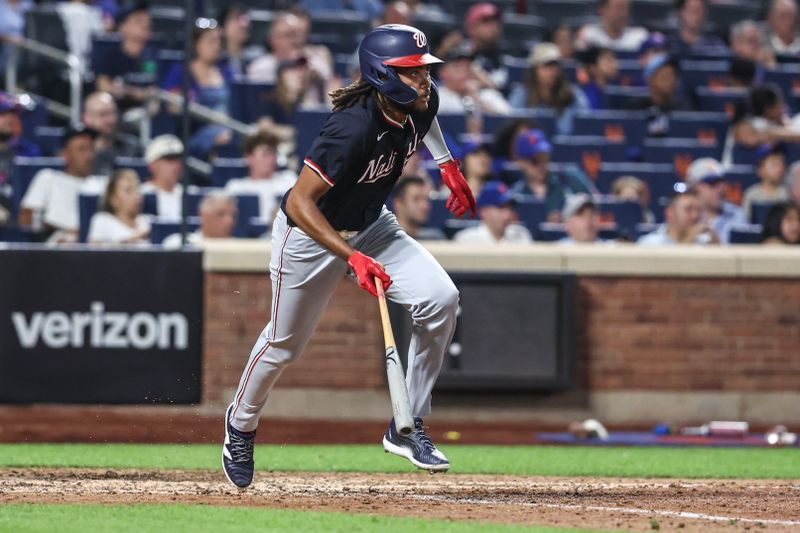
[329,78,376,112]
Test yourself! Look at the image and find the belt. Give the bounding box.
[294,226,360,240]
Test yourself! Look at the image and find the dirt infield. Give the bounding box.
[1,469,798,532]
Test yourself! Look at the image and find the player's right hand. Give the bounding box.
[347,252,392,298]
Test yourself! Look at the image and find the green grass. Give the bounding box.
[0,444,797,478]
[0,504,601,533]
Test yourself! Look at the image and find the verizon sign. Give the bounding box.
[0,248,203,404]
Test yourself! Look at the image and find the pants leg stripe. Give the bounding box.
[229,227,293,423]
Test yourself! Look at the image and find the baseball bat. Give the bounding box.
[374,276,414,436]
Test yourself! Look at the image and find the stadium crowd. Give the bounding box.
[1,0,799,246]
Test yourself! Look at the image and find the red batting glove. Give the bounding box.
[439,159,477,218]
[347,251,392,298]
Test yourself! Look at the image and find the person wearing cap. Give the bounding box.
[638,190,719,245]
[436,42,510,116]
[0,92,39,226]
[19,125,106,243]
[82,91,140,176]
[742,144,790,222]
[684,158,747,244]
[577,46,618,110]
[163,191,238,249]
[391,176,445,241]
[94,1,158,110]
[637,32,668,74]
[730,20,776,70]
[224,131,296,221]
[463,2,507,92]
[766,0,800,56]
[576,0,649,52]
[218,4,264,78]
[668,0,726,59]
[141,134,185,220]
[453,181,532,244]
[628,53,690,137]
[560,193,605,244]
[510,128,595,222]
[509,43,588,135]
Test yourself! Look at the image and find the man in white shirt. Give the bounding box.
[19,125,105,243]
[577,0,649,52]
[141,134,184,219]
[684,158,747,244]
[454,181,532,244]
[436,42,511,116]
[638,191,719,245]
[224,131,296,221]
[766,0,800,55]
[560,193,604,244]
[163,191,237,248]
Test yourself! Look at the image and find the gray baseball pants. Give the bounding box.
[228,207,459,433]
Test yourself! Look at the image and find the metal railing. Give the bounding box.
[4,37,83,125]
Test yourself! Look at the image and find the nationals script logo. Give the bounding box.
[413,30,426,48]
[358,133,422,184]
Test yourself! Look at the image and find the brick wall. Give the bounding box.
[203,273,800,404]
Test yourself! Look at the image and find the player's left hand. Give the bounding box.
[438,160,476,218]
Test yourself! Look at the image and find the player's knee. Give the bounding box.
[420,282,459,323]
[438,284,460,319]
[265,337,305,367]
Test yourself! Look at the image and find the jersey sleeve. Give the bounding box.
[303,112,370,187]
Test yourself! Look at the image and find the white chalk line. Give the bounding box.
[410,494,800,527]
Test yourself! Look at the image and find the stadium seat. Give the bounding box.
[150,6,186,50]
[707,1,760,31]
[529,0,596,26]
[667,112,729,144]
[443,218,480,239]
[630,0,673,27]
[751,202,778,225]
[484,109,557,139]
[573,111,647,142]
[114,157,149,181]
[635,222,660,240]
[142,192,158,216]
[596,199,642,237]
[426,196,450,231]
[694,87,747,116]
[501,14,546,56]
[729,224,763,244]
[293,108,332,161]
[503,56,528,87]
[596,162,679,222]
[310,11,370,55]
[230,193,260,238]
[411,12,458,48]
[150,217,200,244]
[19,98,48,140]
[551,136,629,180]
[641,138,721,176]
[615,60,644,87]
[679,60,730,94]
[10,157,65,218]
[436,113,469,141]
[604,85,650,109]
[229,81,277,123]
[211,158,248,187]
[536,222,567,242]
[32,126,64,156]
[764,65,800,112]
[156,49,184,85]
[514,195,547,236]
[248,9,276,50]
[78,193,100,243]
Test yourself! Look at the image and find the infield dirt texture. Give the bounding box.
[1,445,798,532]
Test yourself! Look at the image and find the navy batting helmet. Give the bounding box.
[358,24,443,106]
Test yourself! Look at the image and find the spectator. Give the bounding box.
[163,191,237,247]
[742,144,790,221]
[463,3,507,92]
[730,20,776,70]
[0,93,40,225]
[436,43,511,116]
[611,175,656,223]
[727,84,800,157]
[786,161,800,206]
[578,46,618,110]
[637,33,668,82]
[684,157,747,244]
[273,56,330,124]
[560,193,605,244]
[638,191,719,245]
[218,3,264,77]
[460,141,494,196]
[82,91,139,175]
[547,24,576,62]
[629,54,691,137]
[57,0,105,67]
[728,57,758,89]
[576,0,649,52]
[0,0,33,73]
[247,12,333,89]
[668,0,726,58]
[453,180,532,244]
[88,168,150,245]
[19,125,105,243]
[94,1,157,111]
[509,43,588,135]
[510,128,595,222]
[224,132,296,221]
[163,19,234,160]
[766,0,800,55]
[760,202,800,244]
[381,1,412,25]
[141,135,184,219]
[391,176,445,240]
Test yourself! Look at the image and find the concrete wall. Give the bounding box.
[203,241,800,426]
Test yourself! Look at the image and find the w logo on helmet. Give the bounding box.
[413,30,427,48]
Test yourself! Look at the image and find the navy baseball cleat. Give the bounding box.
[222,403,256,488]
[383,417,450,473]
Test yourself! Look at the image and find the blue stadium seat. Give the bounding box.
[596,162,679,222]
[529,0,595,26]
[501,13,546,56]
[211,158,248,187]
[679,60,729,95]
[229,81,277,123]
[604,85,649,109]
[150,217,200,245]
[596,199,642,236]
[156,49,183,85]
[667,112,729,143]
[443,218,480,239]
[19,98,48,139]
[551,136,629,179]
[142,192,158,216]
[514,195,547,236]
[635,222,660,240]
[310,10,370,55]
[498,161,525,184]
[707,1,760,31]
[730,143,759,166]
[729,224,763,244]
[641,138,721,169]
[293,108,332,161]
[484,109,557,138]
[630,0,673,27]
[764,65,800,112]
[615,59,644,87]
[426,196,450,230]
[10,156,64,217]
[411,12,457,48]
[114,157,149,181]
[694,87,747,115]
[751,202,778,225]
[503,56,528,87]
[78,193,100,243]
[536,222,567,242]
[573,111,647,141]
[248,217,270,238]
[229,193,260,238]
[436,113,468,140]
[32,126,64,156]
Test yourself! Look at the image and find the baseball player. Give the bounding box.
[222,24,476,488]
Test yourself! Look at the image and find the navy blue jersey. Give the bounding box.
[282,85,439,231]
